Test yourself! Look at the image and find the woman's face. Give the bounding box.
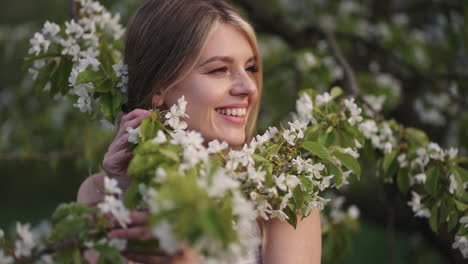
[161,22,259,146]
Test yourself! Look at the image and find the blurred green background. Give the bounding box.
[1,0,467,263]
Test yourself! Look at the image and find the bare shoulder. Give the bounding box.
[77,171,106,207]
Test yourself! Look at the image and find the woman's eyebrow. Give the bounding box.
[199,56,233,67]
[199,55,256,67]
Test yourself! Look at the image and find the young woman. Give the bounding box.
[77,1,322,263]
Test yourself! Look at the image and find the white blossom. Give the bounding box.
[397,154,408,168]
[316,92,332,106]
[307,196,330,212]
[65,19,84,37]
[14,223,35,258]
[165,96,189,131]
[363,94,385,113]
[28,32,50,55]
[295,93,315,124]
[246,165,266,187]
[343,147,360,159]
[42,21,60,37]
[207,168,239,198]
[152,130,167,144]
[126,126,141,144]
[414,173,427,184]
[296,52,318,71]
[152,220,181,255]
[347,205,360,219]
[344,98,363,125]
[285,174,301,189]
[104,176,122,195]
[0,249,13,264]
[270,210,289,222]
[447,147,459,160]
[282,129,296,146]
[460,216,468,228]
[428,142,445,161]
[154,168,167,183]
[449,174,458,194]
[358,120,378,138]
[113,61,129,92]
[108,239,127,251]
[207,140,228,154]
[452,236,468,259]
[407,191,430,218]
[306,163,325,180]
[256,199,273,220]
[317,175,334,191]
[97,196,131,228]
[275,173,287,191]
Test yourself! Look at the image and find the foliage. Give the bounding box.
[1,0,467,263]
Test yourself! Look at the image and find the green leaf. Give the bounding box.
[285,205,298,228]
[429,204,439,233]
[292,186,305,210]
[34,59,56,94]
[127,240,160,253]
[329,164,344,188]
[382,150,398,175]
[318,130,335,147]
[95,245,125,264]
[52,203,93,222]
[94,78,113,93]
[99,93,115,122]
[333,150,361,179]
[454,199,468,211]
[158,147,180,162]
[140,118,159,142]
[447,209,459,232]
[50,58,73,95]
[330,86,343,98]
[406,128,429,147]
[99,39,115,74]
[76,69,106,84]
[424,167,440,195]
[124,181,141,209]
[301,141,332,162]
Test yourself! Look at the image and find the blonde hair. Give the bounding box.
[124,0,263,141]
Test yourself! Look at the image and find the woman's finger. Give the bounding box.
[122,251,170,264]
[109,226,154,241]
[116,112,151,138]
[107,134,131,157]
[129,211,150,226]
[103,149,133,174]
[120,109,150,124]
[109,210,150,228]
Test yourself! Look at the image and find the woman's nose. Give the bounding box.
[230,70,257,97]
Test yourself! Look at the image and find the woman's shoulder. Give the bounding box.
[77,171,106,207]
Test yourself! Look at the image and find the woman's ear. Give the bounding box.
[152,93,165,108]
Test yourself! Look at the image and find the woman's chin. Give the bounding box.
[215,132,246,147]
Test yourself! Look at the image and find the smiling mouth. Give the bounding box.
[215,107,247,117]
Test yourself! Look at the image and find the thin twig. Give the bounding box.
[320,28,360,97]
[70,0,78,20]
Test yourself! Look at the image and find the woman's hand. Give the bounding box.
[103,109,151,189]
[109,211,202,264]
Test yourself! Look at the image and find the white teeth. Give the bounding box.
[216,108,247,117]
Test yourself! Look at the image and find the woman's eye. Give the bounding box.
[246,65,258,73]
[209,67,228,74]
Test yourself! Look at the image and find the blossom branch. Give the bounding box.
[70,0,78,19]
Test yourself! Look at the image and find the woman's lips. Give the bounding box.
[215,109,246,125]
